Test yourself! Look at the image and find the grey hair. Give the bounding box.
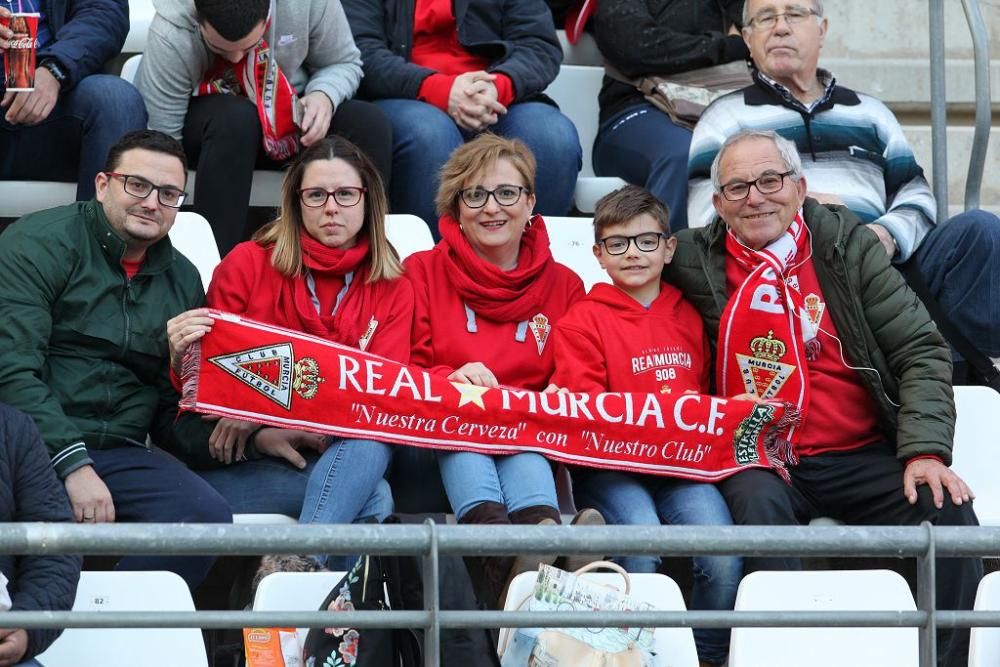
[710,129,804,193]
[742,0,824,29]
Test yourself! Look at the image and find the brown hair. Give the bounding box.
[254,136,401,282]
[434,133,536,220]
[592,185,671,243]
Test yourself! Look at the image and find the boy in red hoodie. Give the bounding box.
[551,185,739,667]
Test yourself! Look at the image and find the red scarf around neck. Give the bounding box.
[437,214,557,323]
[718,213,816,452]
[194,18,301,161]
[272,232,379,349]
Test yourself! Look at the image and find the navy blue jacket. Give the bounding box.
[0,403,80,660]
[36,0,129,91]
[343,0,561,103]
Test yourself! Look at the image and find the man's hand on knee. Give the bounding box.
[903,458,974,508]
[0,628,29,667]
[64,465,116,523]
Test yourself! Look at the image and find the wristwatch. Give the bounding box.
[39,58,68,89]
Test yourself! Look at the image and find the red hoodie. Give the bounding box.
[405,246,584,391]
[551,282,710,395]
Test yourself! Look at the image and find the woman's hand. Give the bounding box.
[253,428,328,469]
[728,392,766,404]
[166,308,215,376]
[448,362,499,388]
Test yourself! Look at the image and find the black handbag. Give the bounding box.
[302,554,421,667]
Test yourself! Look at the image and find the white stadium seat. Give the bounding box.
[970,570,1000,666]
[544,215,609,291]
[252,571,347,649]
[728,569,918,667]
[500,569,700,666]
[36,571,208,667]
[168,211,221,291]
[948,385,1000,525]
[385,213,436,260]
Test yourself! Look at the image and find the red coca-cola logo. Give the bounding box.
[6,38,36,49]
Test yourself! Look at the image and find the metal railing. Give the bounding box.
[928,0,992,219]
[1,522,999,666]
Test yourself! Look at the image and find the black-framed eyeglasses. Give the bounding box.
[719,170,795,201]
[747,6,820,30]
[299,186,367,208]
[599,232,668,256]
[105,172,187,208]
[459,185,530,209]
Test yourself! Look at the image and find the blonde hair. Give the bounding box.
[434,133,537,220]
[253,136,401,282]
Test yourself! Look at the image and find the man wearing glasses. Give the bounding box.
[668,129,981,667]
[0,130,232,591]
[688,0,999,384]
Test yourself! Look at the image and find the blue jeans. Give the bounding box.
[574,470,741,665]
[375,99,581,237]
[592,103,692,231]
[90,446,232,590]
[0,75,147,200]
[913,208,1000,359]
[438,451,559,520]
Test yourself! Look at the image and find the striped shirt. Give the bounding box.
[687,69,935,261]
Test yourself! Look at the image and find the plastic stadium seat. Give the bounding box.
[544,216,609,291]
[252,571,347,648]
[168,211,221,291]
[124,0,155,54]
[36,571,208,667]
[543,65,627,213]
[233,513,298,525]
[385,213,436,260]
[948,385,1000,525]
[970,571,1000,666]
[500,570,700,667]
[728,569,918,667]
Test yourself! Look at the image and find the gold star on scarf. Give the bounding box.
[451,382,489,410]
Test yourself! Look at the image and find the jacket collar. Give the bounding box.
[745,66,860,115]
[84,199,177,276]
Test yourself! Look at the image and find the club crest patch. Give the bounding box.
[528,313,551,355]
[803,293,825,327]
[735,330,797,398]
[209,343,325,409]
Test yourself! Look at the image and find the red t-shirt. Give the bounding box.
[404,246,584,391]
[551,282,710,395]
[122,257,144,279]
[412,0,515,110]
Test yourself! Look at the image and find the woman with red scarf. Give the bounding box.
[405,134,597,607]
[167,137,412,565]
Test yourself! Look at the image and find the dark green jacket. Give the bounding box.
[664,198,955,463]
[0,200,217,478]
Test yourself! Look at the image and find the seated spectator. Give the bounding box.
[551,185,741,667]
[688,0,1000,372]
[667,128,982,667]
[167,137,406,568]
[342,0,581,237]
[0,403,81,667]
[0,1,146,200]
[591,0,748,231]
[0,130,232,591]
[405,134,597,609]
[135,0,392,256]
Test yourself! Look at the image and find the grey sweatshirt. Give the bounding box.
[135,0,363,139]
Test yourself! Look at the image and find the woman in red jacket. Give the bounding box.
[168,137,412,565]
[405,134,596,606]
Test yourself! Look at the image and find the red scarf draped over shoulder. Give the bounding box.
[437,214,557,322]
[273,232,383,348]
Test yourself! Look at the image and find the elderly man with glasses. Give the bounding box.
[688,0,1000,385]
[0,129,232,591]
[668,128,982,667]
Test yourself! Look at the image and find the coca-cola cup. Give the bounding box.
[1,12,39,91]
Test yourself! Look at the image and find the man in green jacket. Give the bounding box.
[665,129,980,667]
[0,130,232,590]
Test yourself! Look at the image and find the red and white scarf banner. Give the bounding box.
[180,312,799,482]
